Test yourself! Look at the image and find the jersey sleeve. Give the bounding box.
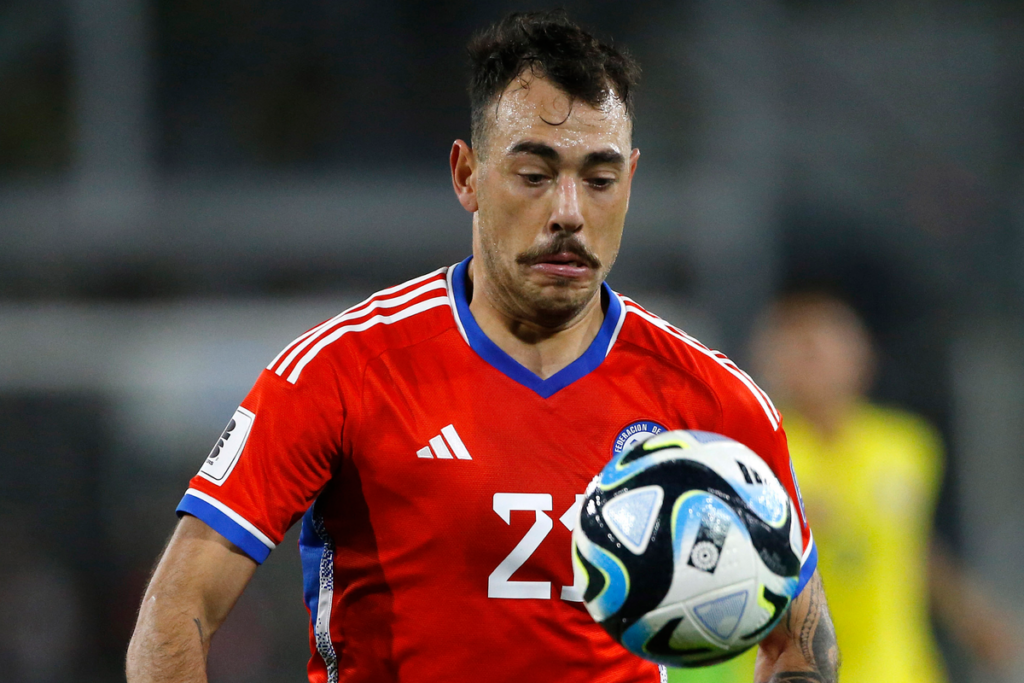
[714,372,817,597]
[176,353,353,564]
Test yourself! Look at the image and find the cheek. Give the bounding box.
[482,188,553,249]
[585,199,628,249]
[477,196,531,258]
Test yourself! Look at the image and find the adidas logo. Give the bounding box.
[416,424,472,460]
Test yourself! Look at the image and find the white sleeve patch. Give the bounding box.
[199,407,255,485]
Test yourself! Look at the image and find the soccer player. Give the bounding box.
[741,290,1022,683]
[127,11,837,683]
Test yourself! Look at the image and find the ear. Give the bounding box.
[450,140,479,213]
[623,148,640,212]
[628,148,640,179]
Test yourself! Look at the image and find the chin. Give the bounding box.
[526,282,598,321]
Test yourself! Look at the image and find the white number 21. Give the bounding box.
[487,493,585,601]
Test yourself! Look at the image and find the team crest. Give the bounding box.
[612,420,667,456]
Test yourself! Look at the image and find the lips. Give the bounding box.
[516,237,601,281]
[534,251,589,268]
[528,251,594,279]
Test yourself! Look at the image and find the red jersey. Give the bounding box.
[177,258,815,683]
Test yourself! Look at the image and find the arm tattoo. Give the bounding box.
[789,577,839,683]
[759,575,839,683]
[798,582,821,662]
[804,579,838,680]
[193,617,205,644]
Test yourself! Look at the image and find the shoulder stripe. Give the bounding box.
[624,298,779,423]
[286,296,451,384]
[268,268,446,372]
[672,323,779,424]
[270,272,448,377]
[623,300,780,430]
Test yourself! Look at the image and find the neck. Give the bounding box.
[467,261,607,379]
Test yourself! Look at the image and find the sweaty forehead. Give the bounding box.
[488,75,631,156]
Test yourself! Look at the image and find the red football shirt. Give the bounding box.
[177,258,815,683]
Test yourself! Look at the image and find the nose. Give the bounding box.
[549,176,584,233]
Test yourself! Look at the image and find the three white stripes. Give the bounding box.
[417,424,473,460]
[275,279,447,376]
[268,267,445,371]
[286,298,449,384]
[268,269,449,384]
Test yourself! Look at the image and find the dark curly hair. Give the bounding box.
[467,10,640,152]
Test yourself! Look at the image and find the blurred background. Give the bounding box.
[1,0,1023,681]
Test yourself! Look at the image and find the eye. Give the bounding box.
[519,173,548,186]
[587,176,616,190]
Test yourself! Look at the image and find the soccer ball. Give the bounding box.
[572,429,803,667]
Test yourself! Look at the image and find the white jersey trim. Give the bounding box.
[605,292,628,357]
[271,273,448,377]
[267,267,445,370]
[446,263,470,345]
[622,299,780,431]
[184,488,276,550]
[802,531,815,563]
[286,296,450,384]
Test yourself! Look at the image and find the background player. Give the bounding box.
[127,12,838,683]
[737,290,1019,683]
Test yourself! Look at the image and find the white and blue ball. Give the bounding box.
[573,430,804,667]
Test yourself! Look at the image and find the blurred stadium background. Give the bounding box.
[1,0,1023,681]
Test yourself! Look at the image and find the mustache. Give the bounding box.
[516,235,602,269]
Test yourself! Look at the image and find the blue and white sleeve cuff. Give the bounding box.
[795,533,818,598]
[176,489,276,564]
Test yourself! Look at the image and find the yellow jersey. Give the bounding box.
[669,402,946,683]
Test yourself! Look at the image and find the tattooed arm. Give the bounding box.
[126,515,257,683]
[753,571,839,683]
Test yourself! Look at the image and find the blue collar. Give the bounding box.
[448,257,624,399]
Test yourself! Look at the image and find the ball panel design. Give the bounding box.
[663,493,756,612]
[692,589,748,641]
[572,532,629,622]
[685,430,735,445]
[689,541,720,571]
[621,598,755,667]
[574,429,805,668]
[739,584,791,642]
[601,485,664,555]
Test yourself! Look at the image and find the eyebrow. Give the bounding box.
[509,141,560,162]
[508,141,626,168]
[581,149,626,167]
